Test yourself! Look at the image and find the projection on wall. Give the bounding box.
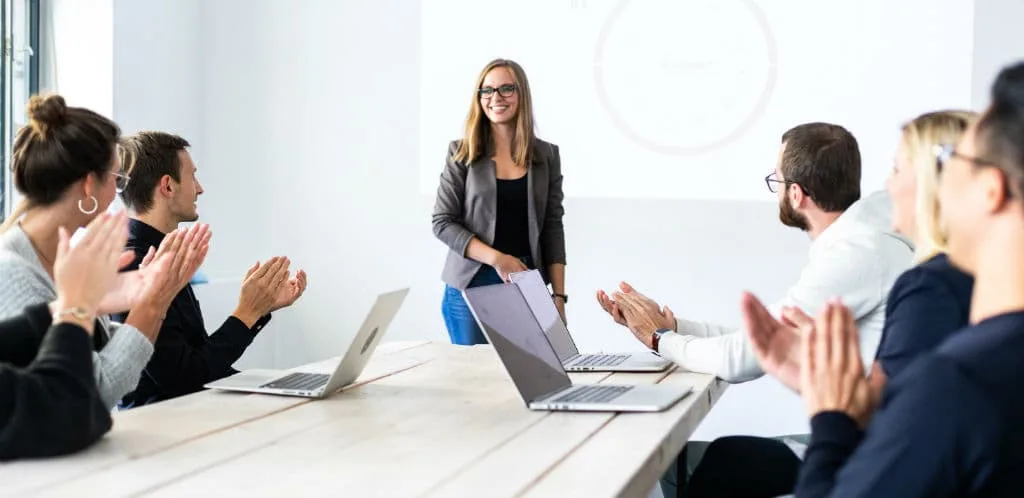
[420,0,973,201]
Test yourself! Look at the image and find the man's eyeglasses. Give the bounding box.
[114,172,131,193]
[765,171,796,193]
[478,84,517,99]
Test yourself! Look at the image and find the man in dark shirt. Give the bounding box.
[795,60,1024,497]
[115,131,308,407]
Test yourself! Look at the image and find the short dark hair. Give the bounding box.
[975,60,1024,201]
[780,122,861,212]
[118,131,191,213]
[11,94,120,208]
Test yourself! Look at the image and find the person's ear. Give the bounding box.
[159,174,177,198]
[788,183,806,208]
[980,167,1013,214]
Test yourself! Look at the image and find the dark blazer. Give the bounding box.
[432,138,566,289]
[0,303,112,459]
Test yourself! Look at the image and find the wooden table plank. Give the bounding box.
[0,341,440,497]
[140,347,618,497]
[422,369,676,498]
[521,373,727,498]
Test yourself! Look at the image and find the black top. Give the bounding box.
[116,219,271,408]
[798,310,1024,497]
[491,175,532,264]
[874,253,974,378]
[0,303,112,460]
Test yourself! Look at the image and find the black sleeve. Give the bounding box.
[0,303,55,368]
[0,320,113,460]
[117,245,268,399]
[143,313,267,398]
[797,359,992,498]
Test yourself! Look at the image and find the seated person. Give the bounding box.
[793,60,1024,497]
[1,211,176,459]
[663,110,977,498]
[114,131,308,407]
[0,94,204,409]
[599,123,914,497]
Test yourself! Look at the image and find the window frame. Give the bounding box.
[1,0,40,222]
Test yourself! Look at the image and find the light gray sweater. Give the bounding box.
[0,225,154,409]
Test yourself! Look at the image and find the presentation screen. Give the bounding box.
[419,0,973,201]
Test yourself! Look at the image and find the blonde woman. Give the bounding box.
[868,109,977,377]
[681,110,978,498]
[432,59,566,345]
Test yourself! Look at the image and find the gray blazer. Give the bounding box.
[432,138,566,290]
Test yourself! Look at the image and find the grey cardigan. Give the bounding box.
[432,138,566,289]
[0,225,154,409]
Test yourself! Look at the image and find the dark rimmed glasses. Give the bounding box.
[478,84,517,99]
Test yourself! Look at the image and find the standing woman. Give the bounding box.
[432,59,567,345]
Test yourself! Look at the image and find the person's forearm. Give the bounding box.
[465,237,502,266]
[658,330,766,382]
[124,305,166,343]
[548,264,565,294]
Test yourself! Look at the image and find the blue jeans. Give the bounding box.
[441,266,506,345]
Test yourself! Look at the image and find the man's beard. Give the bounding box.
[779,197,810,231]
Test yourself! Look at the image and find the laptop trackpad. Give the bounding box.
[208,369,286,389]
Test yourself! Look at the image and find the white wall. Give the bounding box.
[102,0,1024,443]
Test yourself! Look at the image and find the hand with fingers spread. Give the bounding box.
[51,211,133,334]
[612,289,676,349]
[233,256,291,327]
[597,282,675,331]
[799,299,887,429]
[270,268,308,312]
[100,223,211,315]
[121,223,212,342]
[740,292,804,393]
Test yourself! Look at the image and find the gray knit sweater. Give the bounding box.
[0,225,154,409]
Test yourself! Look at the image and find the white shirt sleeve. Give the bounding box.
[658,233,894,382]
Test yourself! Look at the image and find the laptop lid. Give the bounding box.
[463,282,572,404]
[509,270,579,362]
[320,287,410,394]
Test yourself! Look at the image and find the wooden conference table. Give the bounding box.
[1,341,726,498]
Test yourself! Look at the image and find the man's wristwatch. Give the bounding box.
[651,328,672,353]
[552,293,568,303]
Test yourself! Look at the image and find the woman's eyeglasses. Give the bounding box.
[478,84,517,99]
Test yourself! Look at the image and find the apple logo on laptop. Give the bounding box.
[361,327,380,355]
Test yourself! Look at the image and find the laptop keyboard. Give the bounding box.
[573,354,629,367]
[260,372,330,392]
[550,385,632,404]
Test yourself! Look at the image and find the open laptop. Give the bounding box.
[510,270,672,372]
[463,282,691,412]
[204,288,409,398]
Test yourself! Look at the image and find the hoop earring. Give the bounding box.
[78,196,98,215]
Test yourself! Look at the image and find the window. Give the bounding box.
[1,0,39,222]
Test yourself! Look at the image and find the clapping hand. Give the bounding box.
[270,268,308,312]
[596,282,675,331]
[741,292,804,392]
[612,288,676,349]
[52,212,131,333]
[799,299,886,429]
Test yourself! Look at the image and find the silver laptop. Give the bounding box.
[463,282,691,412]
[510,270,672,372]
[203,288,409,398]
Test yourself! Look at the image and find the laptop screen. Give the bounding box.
[463,283,572,403]
[510,270,579,362]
